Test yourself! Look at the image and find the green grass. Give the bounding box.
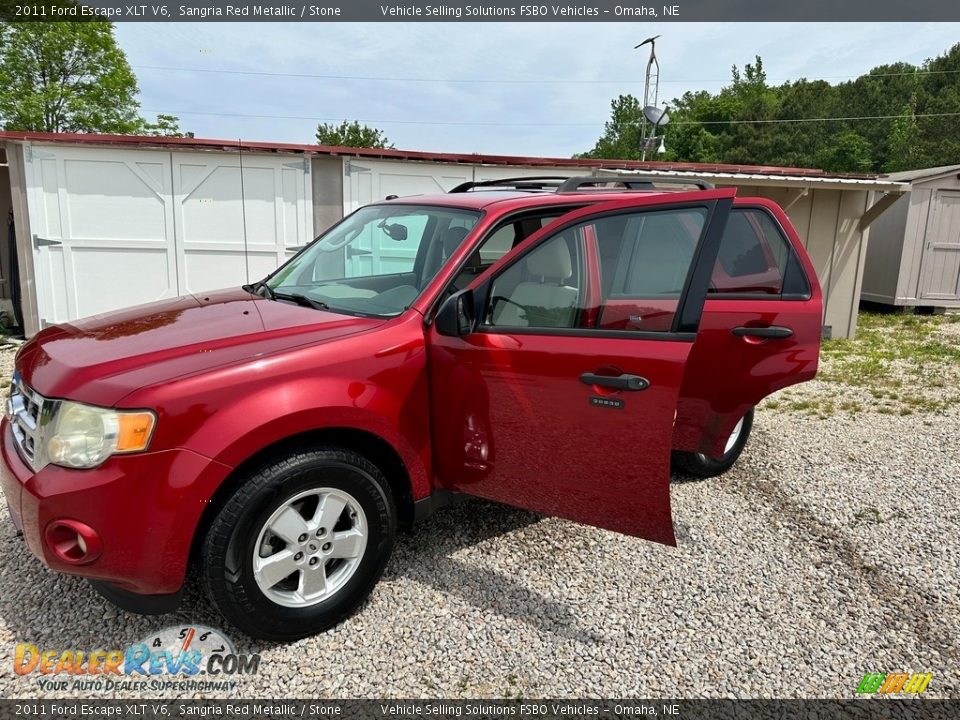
[772,310,960,417]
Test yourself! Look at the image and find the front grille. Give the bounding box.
[7,374,49,471]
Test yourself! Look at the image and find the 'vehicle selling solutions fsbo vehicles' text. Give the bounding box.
[0,176,821,640]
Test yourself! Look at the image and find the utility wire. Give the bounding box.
[133,64,960,85]
[145,108,960,128]
[674,112,960,126]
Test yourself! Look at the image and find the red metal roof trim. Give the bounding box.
[0,130,878,180]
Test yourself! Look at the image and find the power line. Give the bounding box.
[133,64,960,86]
[145,109,588,126]
[146,108,960,128]
[134,65,621,84]
[674,112,960,126]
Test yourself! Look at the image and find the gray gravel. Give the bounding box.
[0,333,957,699]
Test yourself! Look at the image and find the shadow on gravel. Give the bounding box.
[0,498,599,650]
[731,474,960,669]
[390,499,602,645]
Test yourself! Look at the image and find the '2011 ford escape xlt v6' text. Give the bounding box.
[1,176,821,640]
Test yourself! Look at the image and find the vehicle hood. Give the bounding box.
[17,288,385,406]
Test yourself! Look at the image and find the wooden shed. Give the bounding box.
[861,165,960,308]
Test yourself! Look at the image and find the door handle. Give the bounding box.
[731,325,793,339]
[580,373,650,391]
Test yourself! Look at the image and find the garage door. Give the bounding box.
[173,152,311,294]
[23,144,312,326]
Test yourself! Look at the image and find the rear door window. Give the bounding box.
[710,209,791,295]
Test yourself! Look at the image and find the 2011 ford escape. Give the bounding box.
[0,177,821,640]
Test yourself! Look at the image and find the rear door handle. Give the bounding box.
[732,325,793,339]
[580,373,650,391]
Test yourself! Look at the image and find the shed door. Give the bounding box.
[171,153,312,294]
[920,190,960,301]
[23,145,179,325]
[22,145,314,328]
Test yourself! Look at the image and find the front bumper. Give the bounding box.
[0,418,232,598]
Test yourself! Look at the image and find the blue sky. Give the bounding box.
[116,22,960,157]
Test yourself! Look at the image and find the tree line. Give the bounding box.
[579,43,960,173]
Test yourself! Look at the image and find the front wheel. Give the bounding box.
[201,448,396,641]
[672,408,754,479]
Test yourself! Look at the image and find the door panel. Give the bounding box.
[672,299,821,456]
[429,330,689,544]
[673,202,823,457]
[428,190,735,543]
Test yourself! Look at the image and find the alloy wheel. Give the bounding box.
[252,488,368,608]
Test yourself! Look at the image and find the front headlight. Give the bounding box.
[46,401,156,469]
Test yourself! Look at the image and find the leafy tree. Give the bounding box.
[581,43,960,173]
[576,94,645,159]
[910,43,960,169]
[815,131,874,173]
[0,21,142,133]
[883,103,920,173]
[315,120,392,148]
[140,114,193,138]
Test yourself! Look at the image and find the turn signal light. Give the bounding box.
[116,412,156,453]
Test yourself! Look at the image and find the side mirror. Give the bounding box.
[435,289,475,337]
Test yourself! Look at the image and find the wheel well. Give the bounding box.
[189,428,415,564]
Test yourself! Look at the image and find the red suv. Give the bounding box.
[1,177,821,640]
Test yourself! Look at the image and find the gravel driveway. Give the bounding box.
[1,313,957,699]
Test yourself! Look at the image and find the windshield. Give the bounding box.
[265,204,481,317]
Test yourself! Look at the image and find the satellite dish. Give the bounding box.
[643,105,670,127]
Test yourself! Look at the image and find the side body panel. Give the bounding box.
[120,314,435,501]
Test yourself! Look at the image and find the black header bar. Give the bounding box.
[3,1,960,22]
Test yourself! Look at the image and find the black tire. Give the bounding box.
[672,408,754,479]
[201,447,396,641]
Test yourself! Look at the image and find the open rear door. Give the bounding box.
[428,190,734,544]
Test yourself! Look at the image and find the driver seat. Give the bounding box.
[493,240,578,328]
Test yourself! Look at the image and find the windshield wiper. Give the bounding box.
[242,280,275,299]
[273,291,330,311]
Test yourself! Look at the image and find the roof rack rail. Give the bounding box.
[449,176,570,193]
[556,175,715,193]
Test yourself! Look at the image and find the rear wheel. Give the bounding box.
[672,408,754,479]
[201,447,396,641]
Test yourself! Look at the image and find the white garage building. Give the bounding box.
[0,131,907,338]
